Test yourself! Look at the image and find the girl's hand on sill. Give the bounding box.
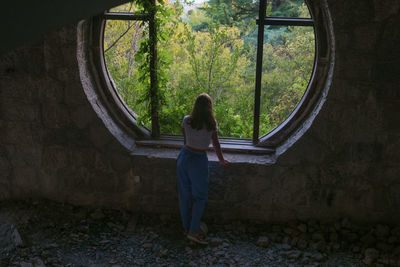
[219,159,229,167]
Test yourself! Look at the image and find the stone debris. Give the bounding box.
[297,223,307,233]
[286,250,302,259]
[256,236,269,247]
[363,247,379,265]
[214,250,225,258]
[185,246,192,255]
[199,221,208,236]
[0,199,398,266]
[0,222,25,252]
[375,224,390,239]
[283,227,293,235]
[90,209,105,220]
[18,258,46,267]
[297,238,308,249]
[392,226,400,237]
[280,243,292,250]
[159,248,168,257]
[311,232,324,241]
[20,262,33,267]
[393,246,400,256]
[12,226,24,247]
[312,252,325,261]
[388,236,397,244]
[209,237,223,247]
[125,216,137,233]
[310,240,326,251]
[33,258,46,267]
[142,242,153,249]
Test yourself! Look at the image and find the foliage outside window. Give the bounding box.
[103,0,315,144]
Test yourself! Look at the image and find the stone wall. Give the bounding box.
[0,0,399,223]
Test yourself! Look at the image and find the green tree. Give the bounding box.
[260,18,315,134]
[103,1,315,139]
[104,19,147,118]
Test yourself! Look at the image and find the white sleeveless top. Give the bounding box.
[182,115,216,150]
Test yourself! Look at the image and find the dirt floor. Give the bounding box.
[0,199,399,266]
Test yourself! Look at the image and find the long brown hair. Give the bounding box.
[189,93,217,131]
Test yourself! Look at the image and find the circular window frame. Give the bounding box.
[77,0,334,154]
[259,1,334,147]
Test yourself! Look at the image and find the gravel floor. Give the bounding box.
[0,199,398,266]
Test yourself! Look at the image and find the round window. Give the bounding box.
[78,0,333,151]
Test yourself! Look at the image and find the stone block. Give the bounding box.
[42,103,70,128]
[90,123,112,148]
[0,145,11,174]
[37,77,64,103]
[353,23,378,53]
[6,144,41,168]
[110,152,132,172]
[70,104,97,128]
[327,79,365,103]
[12,166,38,191]
[330,0,372,27]
[6,46,45,77]
[2,122,33,144]
[382,102,400,132]
[374,62,400,84]
[373,0,400,21]
[281,134,327,164]
[376,82,400,101]
[112,170,135,194]
[338,55,374,82]
[388,184,400,208]
[41,146,69,171]
[64,83,88,105]
[70,148,97,169]
[91,171,118,193]
[58,167,93,195]
[256,236,269,247]
[1,98,40,122]
[0,80,38,101]
[335,30,352,51]
[361,188,390,212]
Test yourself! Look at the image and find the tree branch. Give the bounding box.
[104,22,133,54]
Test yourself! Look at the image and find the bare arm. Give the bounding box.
[176,127,186,162]
[182,127,186,145]
[211,131,229,167]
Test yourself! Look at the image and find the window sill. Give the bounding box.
[131,136,276,165]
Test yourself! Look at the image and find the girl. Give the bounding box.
[177,93,229,245]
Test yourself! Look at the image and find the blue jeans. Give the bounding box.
[177,146,209,233]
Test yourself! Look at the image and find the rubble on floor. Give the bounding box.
[0,199,399,266]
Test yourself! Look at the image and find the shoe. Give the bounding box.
[186,232,208,245]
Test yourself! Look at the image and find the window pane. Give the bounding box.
[158,0,258,138]
[103,20,150,127]
[267,0,311,18]
[108,1,143,13]
[259,24,315,136]
[103,0,315,140]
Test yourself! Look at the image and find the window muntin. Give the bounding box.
[102,0,316,145]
